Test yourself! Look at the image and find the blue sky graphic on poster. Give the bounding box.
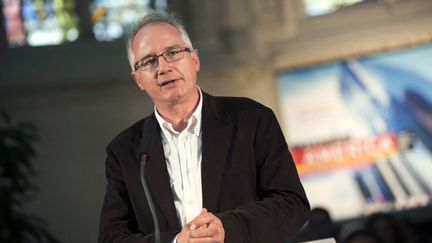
[277,44,432,220]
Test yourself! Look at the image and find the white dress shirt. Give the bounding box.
[154,87,203,227]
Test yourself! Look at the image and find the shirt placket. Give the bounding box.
[185,133,198,223]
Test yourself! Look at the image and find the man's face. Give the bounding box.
[130,23,200,106]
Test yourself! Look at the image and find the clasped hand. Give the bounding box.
[177,208,225,243]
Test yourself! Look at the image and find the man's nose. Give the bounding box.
[156,56,172,75]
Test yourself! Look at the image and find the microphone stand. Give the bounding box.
[140,154,161,243]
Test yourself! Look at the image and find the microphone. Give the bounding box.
[139,118,160,243]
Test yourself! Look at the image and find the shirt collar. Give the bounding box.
[154,87,203,138]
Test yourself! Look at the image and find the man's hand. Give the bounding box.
[177,208,225,243]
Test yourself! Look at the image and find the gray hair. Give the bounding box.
[127,12,193,71]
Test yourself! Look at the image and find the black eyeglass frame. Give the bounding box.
[133,47,192,71]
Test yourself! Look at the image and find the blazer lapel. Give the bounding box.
[132,93,233,228]
[133,116,180,231]
[201,93,233,213]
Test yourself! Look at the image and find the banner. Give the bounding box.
[277,44,432,220]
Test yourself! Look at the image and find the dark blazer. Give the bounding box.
[98,92,310,243]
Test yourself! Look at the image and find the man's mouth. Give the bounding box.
[159,79,177,87]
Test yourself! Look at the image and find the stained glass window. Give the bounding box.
[90,0,167,41]
[2,0,168,47]
[304,0,365,16]
[2,0,80,47]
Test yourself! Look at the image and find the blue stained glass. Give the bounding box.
[2,0,80,47]
[90,0,167,41]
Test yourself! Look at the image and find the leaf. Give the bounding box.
[0,110,60,243]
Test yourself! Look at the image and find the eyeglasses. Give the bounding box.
[134,47,192,71]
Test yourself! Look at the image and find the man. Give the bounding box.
[98,12,310,243]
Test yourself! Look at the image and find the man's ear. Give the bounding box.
[191,49,200,72]
[131,72,145,91]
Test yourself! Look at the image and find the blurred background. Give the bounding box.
[1,0,432,242]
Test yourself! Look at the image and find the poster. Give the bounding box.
[277,44,432,220]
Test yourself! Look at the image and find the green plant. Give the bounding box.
[0,111,60,243]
